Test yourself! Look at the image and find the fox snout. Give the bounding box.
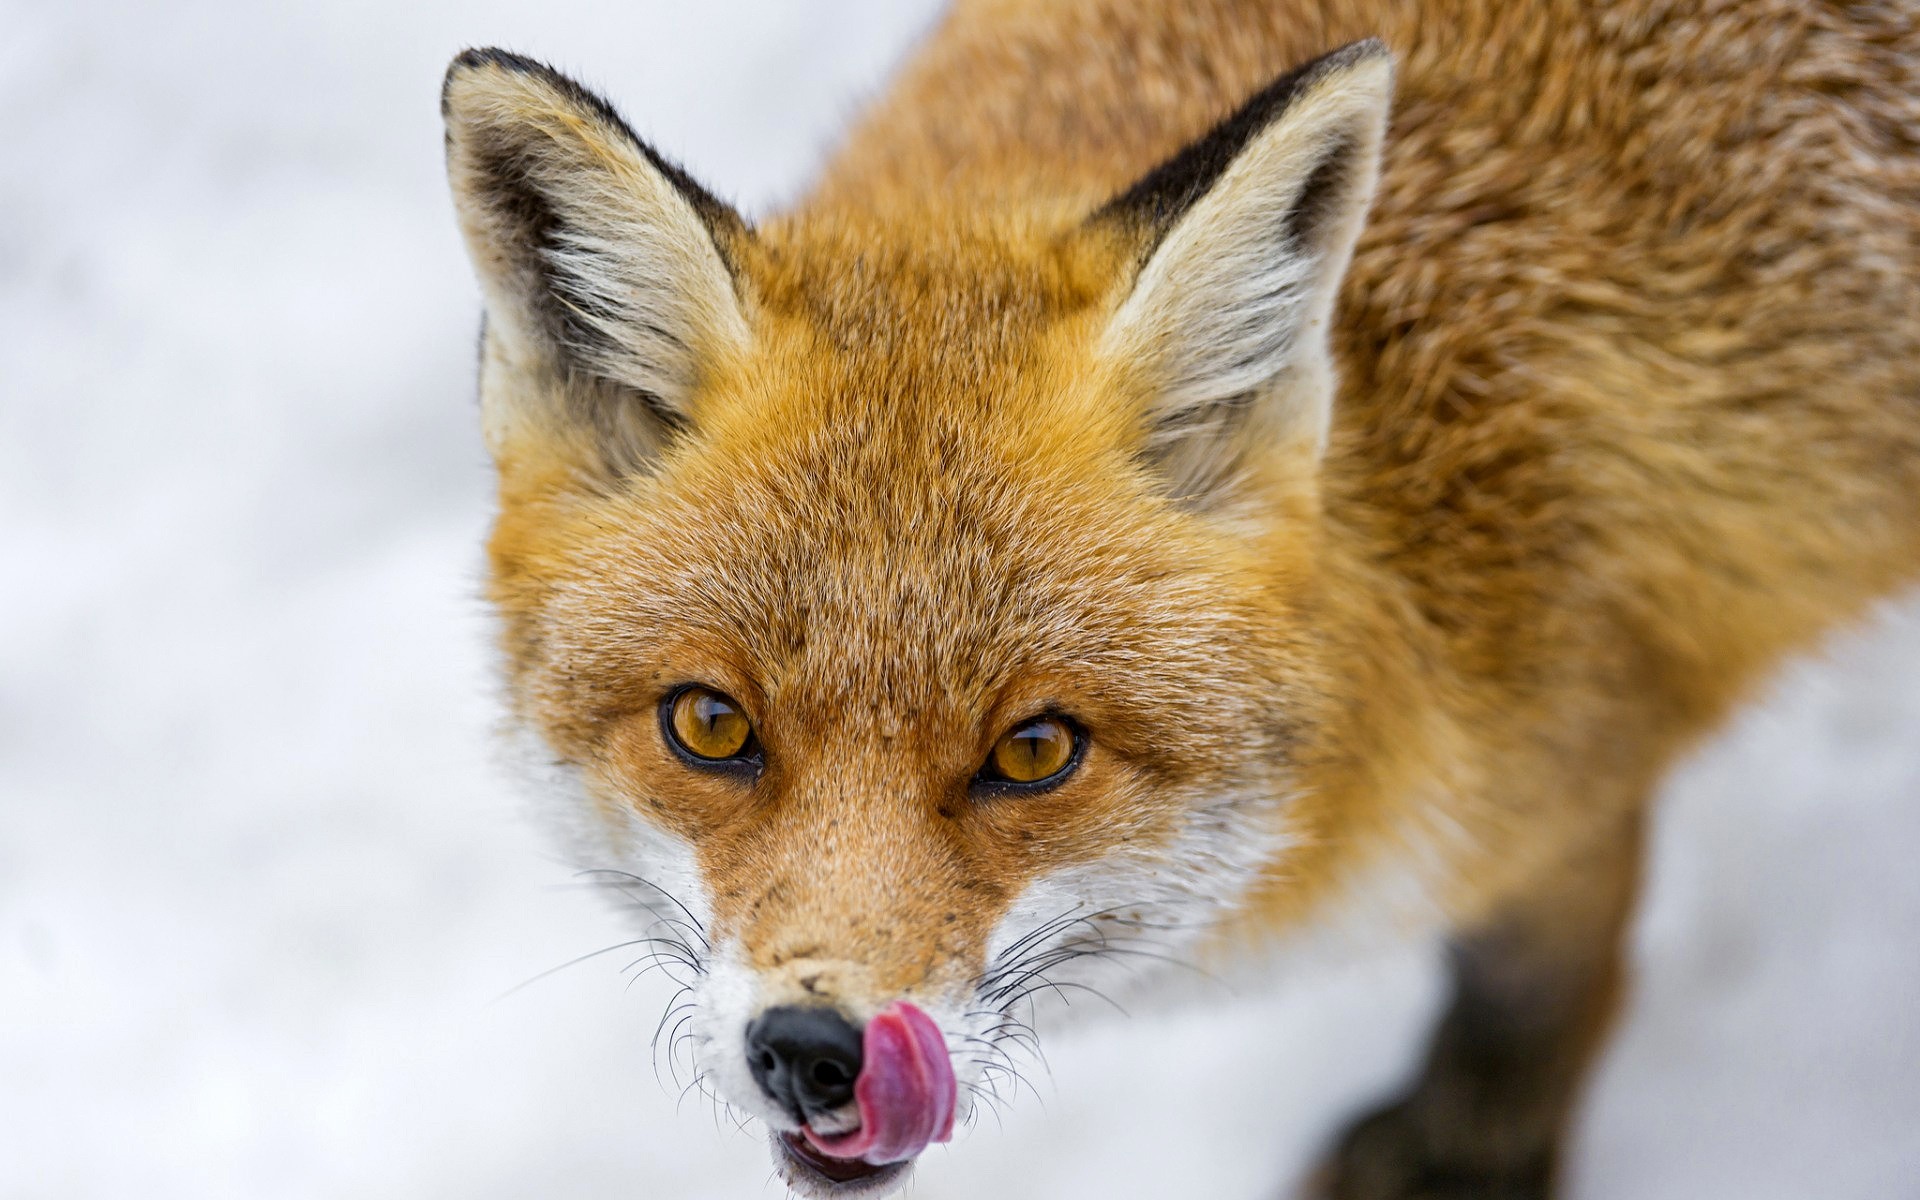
[745,1006,865,1126]
[748,1003,956,1156]
[723,990,958,1196]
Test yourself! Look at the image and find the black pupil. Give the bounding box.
[696,693,733,733]
[1009,723,1060,775]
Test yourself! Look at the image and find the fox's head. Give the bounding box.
[443,41,1393,1198]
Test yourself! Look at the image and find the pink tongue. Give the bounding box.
[801,1001,955,1165]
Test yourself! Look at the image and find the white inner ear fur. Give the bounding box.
[1099,56,1392,492]
[445,66,749,420]
[533,151,748,405]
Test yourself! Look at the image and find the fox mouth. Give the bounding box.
[774,1132,911,1196]
[761,1001,956,1197]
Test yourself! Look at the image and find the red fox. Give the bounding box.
[440,1,1920,1195]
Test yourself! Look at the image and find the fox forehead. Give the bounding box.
[492,219,1297,746]
[745,212,1119,377]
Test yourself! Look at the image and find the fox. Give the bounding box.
[438,0,1920,1196]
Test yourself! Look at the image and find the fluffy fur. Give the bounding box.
[442,3,1920,1196]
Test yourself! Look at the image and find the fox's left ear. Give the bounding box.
[1091,40,1392,502]
[442,49,751,480]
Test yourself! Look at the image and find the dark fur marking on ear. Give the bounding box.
[444,47,749,247]
[1093,38,1387,256]
[445,47,747,454]
[1283,134,1360,251]
[466,140,695,448]
[463,139,602,352]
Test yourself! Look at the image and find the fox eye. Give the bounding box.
[978,716,1081,789]
[663,686,757,764]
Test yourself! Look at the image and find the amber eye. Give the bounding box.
[981,716,1080,787]
[664,686,756,763]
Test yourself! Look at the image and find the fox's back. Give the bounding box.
[814,0,1920,731]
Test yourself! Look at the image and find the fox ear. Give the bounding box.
[1092,40,1392,503]
[442,49,750,478]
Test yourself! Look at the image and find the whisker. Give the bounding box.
[663,1013,697,1088]
[494,937,680,1002]
[982,905,1091,970]
[650,999,698,1084]
[623,955,700,992]
[676,1071,711,1117]
[1001,976,1130,1017]
[975,1058,1046,1109]
[617,940,704,977]
[577,868,711,949]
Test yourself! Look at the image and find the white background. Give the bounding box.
[3,2,1917,1196]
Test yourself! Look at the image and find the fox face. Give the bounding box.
[444,42,1392,1198]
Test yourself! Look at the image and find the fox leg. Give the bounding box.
[1314,810,1647,1200]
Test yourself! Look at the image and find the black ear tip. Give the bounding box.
[1343,36,1393,63]
[451,46,560,95]
[447,46,549,80]
[439,51,651,164]
[441,47,578,112]
[437,49,748,241]
[1296,38,1394,89]
[1092,35,1395,244]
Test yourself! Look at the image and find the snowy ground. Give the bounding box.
[3,2,1917,1197]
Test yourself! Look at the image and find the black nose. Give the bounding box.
[745,1005,864,1122]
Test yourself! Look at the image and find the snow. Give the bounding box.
[2,2,1916,1196]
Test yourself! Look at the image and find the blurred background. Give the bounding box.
[3,2,1918,1197]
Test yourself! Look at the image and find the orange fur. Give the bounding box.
[812,0,1920,915]
[443,2,1920,1190]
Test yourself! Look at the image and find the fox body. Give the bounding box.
[442,1,1920,1195]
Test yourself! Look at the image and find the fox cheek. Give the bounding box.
[976,785,1299,1014]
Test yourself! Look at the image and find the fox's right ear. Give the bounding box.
[1088,41,1392,507]
[442,49,750,480]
